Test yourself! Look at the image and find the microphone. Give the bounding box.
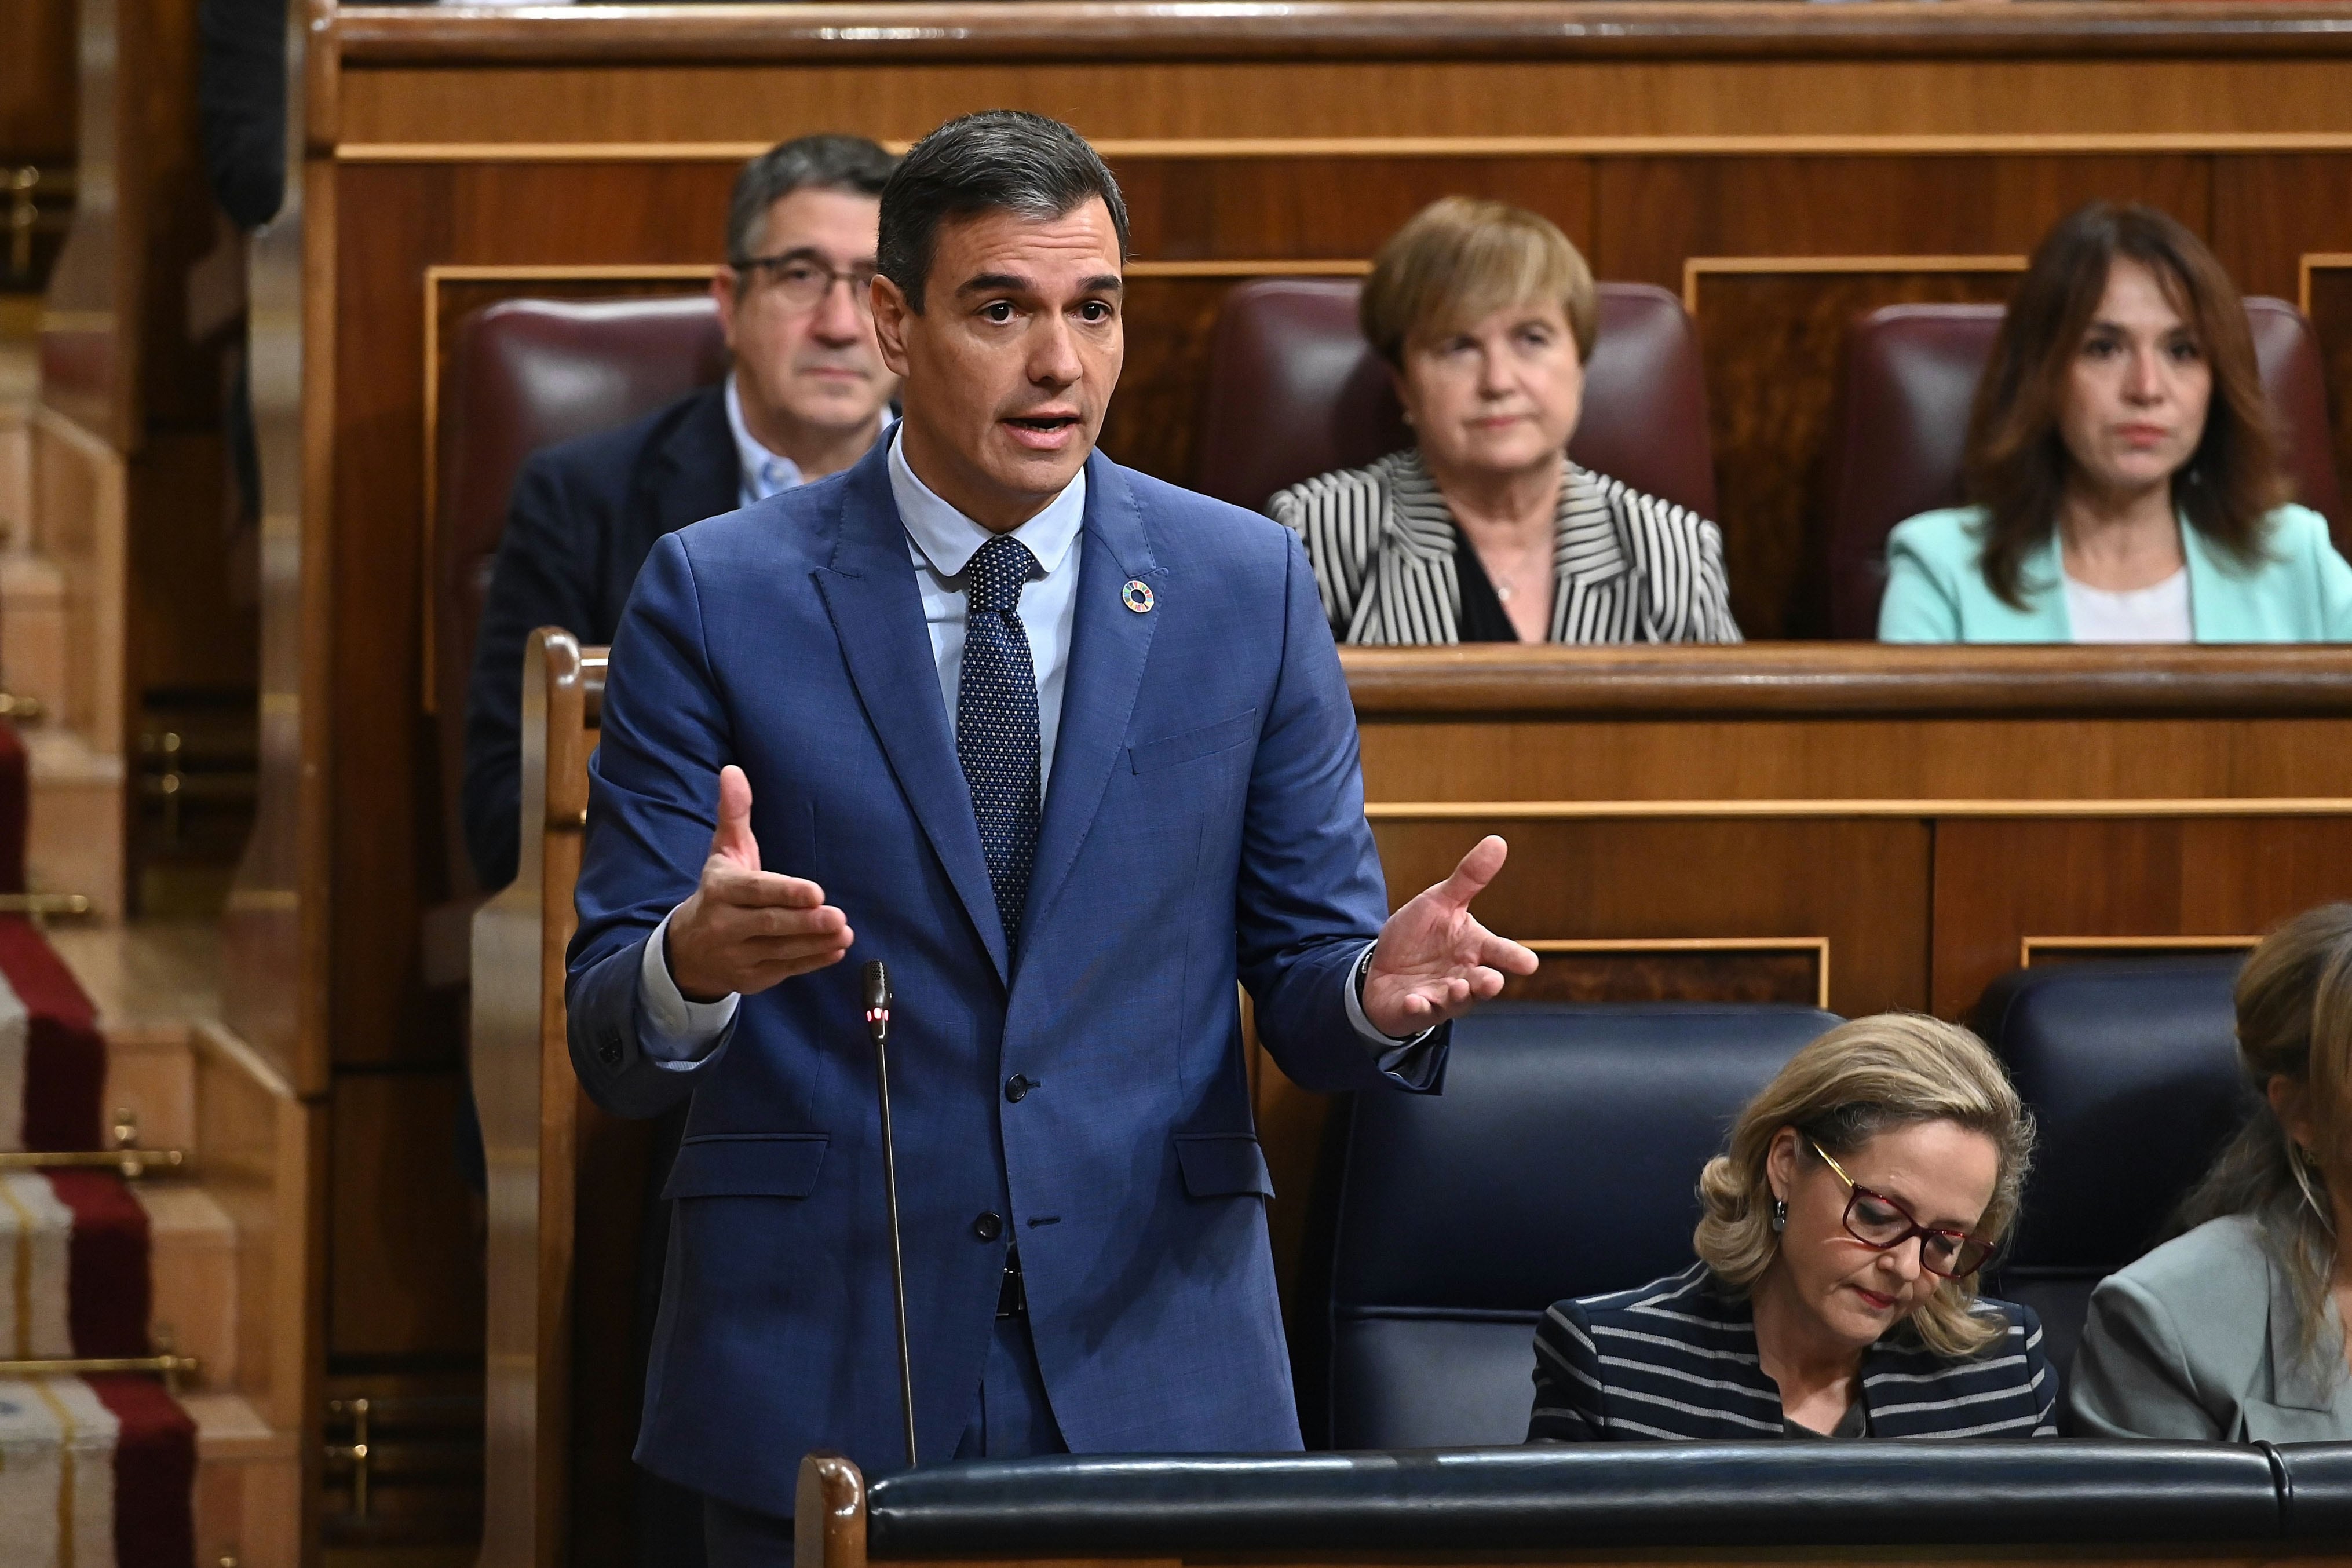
[864,960,919,1468]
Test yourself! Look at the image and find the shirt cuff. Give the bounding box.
[1345,940,1436,1056]
[638,907,740,1066]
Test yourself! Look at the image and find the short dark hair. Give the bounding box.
[726,134,897,265]
[1963,200,2287,609]
[877,111,1130,312]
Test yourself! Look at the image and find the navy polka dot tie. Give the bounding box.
[957,535,1042,945]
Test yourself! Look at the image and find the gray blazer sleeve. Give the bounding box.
[2068,1270,2228,1440]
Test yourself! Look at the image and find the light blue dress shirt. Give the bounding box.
[636,430,1412,1058]
[723,373,806,507]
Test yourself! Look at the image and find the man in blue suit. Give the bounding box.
[567,110,1536,1560]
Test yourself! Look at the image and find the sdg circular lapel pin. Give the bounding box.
[1121,580,1155,614]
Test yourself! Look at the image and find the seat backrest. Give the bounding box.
[432,294,728,894]
[1194,279,1718,520]
[1312,1002,1838,1450]
[1824,297,2344,638]
[1975,956,2254,1381]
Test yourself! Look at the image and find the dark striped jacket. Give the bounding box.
[1268,448,1741,645]
[1529,1263,2059,1442]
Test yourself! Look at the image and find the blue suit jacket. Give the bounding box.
[566,441,1445,1512]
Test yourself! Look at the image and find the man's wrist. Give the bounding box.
[664,902,726,1004]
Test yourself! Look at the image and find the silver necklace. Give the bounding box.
[1489,536,1550,602]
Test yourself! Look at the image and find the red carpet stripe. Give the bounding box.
[0,721,29,896]
[0,918,104,1153]
[47,1171,150,1359]
[87,1374,194,1568]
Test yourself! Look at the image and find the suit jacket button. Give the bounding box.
[1004,1074,1033,1103]
[973,1211,1004,1241]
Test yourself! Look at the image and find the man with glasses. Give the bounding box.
[463,133,899,894]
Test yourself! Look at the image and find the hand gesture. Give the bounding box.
[664,765,852,1002]
[1361,835,1537,1037]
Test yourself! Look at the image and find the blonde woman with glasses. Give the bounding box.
[1529,1015,2055,1441]
[2072,906,2352,1440]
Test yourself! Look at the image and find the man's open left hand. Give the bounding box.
[1361,835,1538,1037]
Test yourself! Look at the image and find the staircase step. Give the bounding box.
[138,1182,236,1392]
[188,1392,298,1568]
[0,1373,196,1568]
[0,1168,151,1361]
[23,728,123,922]
[1,550,68,725]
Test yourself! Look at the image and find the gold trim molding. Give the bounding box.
[2019,934,2260,967]
[2299,251,2352,316]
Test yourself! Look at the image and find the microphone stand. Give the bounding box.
[865,961,919,1468]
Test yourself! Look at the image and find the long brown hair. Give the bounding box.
[2177,905,2352,1372]
[1962,202,2286,608]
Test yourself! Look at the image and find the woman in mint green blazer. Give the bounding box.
[1879,201,2352,644]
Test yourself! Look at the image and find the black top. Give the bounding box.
[1451,524,1523,644]
[1783,1400,1869,1440]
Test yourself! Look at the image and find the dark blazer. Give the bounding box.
[1529,1263,2059,1442]
[565,441,1445,1513]
[461,383,736,890]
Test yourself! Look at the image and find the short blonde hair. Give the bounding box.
[1359,196,1598,368]
[1693,1014,2036,1359]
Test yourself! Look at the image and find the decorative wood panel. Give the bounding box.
[1370,816,1930,1018]
[1930,816,2352,1018]
[1513,937,1829,1007]
[328,1069,485,1359]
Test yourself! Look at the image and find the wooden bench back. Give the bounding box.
[473,631,647,1568]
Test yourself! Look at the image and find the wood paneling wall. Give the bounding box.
[282,2,2352,1539]
[0,0,76,168]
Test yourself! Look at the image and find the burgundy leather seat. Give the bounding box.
[1193,279,1717,521]
[1823,298,2344,639]
[432,294,727,897]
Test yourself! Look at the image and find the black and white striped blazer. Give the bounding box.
[1268,448,1741,645]
[1529,1263,2059,1442]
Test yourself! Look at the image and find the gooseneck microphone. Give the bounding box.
[864,961,919,1468]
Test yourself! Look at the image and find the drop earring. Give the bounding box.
[1770,1198,1789,1233]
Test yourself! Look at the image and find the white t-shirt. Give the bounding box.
[2062,566,2193,644]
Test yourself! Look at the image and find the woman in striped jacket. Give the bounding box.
[1529,1014,2059,1442]
[1269,197,1740,646]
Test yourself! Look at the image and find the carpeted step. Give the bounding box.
[0,1373,195,1568]
[0,718,27,897]
[0,1168,152,1361]
[0,915,106,1153]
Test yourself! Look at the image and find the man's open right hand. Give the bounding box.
[664,765,852,1002]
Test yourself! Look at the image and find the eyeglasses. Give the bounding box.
[733,250,878,314]
[1806,1139,1998,1278]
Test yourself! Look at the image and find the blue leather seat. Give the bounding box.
[1305,1002,1840,1450]
[1975,956,2255,1382]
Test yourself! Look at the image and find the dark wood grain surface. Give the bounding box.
[333,2,2352,63]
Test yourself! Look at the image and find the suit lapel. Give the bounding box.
[814,445,1010,981]
[1553,466,1635,640]
[1018,453,1160,957]
[1376,451,1459,646]
[648,382,742,537]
